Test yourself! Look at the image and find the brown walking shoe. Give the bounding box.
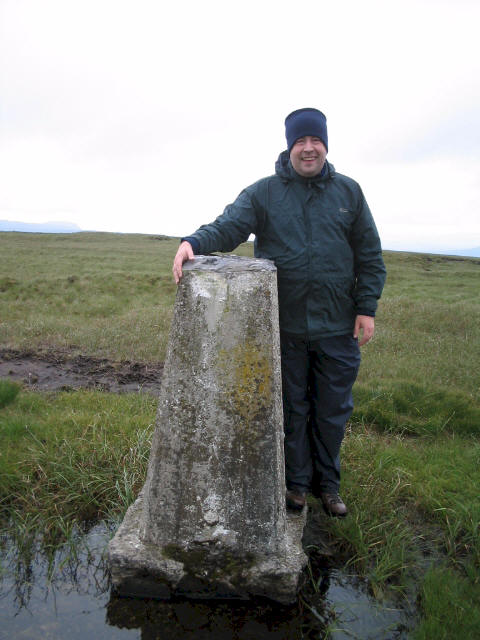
[286,490,306,511]
[320,493,348,518]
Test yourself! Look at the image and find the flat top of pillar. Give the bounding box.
[183,255,276,272]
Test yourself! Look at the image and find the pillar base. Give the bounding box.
[108,490,307,605]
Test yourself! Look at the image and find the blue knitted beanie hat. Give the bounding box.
[285,108,328,152]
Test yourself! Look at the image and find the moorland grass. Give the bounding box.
[0,232,253,361]
[0,388,156,553]
[353,380,480,436]
[0,232,179,361]
[1,232,479,637]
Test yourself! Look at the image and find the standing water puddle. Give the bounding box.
[0,522,413,639]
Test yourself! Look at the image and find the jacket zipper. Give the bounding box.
[305,182,314,341]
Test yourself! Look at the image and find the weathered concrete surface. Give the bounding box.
[109,255,307,603]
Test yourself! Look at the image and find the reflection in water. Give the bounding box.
[0,521,413,639]
[0,523,123,639]
[108,596,301,639]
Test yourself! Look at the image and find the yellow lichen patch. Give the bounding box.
[217,342,273,428]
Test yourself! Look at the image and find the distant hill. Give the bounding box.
[0,220,82,233]
[434,247,480,258]
[383,245,480,259]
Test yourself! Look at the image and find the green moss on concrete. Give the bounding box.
[162,542,256,585]
[162,543,209,569]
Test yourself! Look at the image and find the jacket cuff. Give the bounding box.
[181,237,200,254]
[356,309,376,317]
[355,297,377,317]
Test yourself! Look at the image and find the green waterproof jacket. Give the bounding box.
[186,151,387,339]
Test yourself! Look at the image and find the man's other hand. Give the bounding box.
[353,315,375,346]
[172,241,194,284]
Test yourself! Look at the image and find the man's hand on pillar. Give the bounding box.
[172,241,194,284]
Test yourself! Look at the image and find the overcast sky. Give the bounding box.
[1,0,479,251]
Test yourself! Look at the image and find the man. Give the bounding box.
[173,108,386,517]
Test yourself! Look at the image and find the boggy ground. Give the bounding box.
[0,347,164,394]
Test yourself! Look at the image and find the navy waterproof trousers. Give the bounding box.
[281,333,361,495]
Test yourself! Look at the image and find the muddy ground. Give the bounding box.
[0,348,164,394]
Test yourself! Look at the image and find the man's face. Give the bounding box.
[289,136,327,178]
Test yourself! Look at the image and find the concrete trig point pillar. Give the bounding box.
[108,255,307,603]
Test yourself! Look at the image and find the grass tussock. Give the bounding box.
[0,379,21,409]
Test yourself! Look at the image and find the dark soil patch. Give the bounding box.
[0,348,163,394]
